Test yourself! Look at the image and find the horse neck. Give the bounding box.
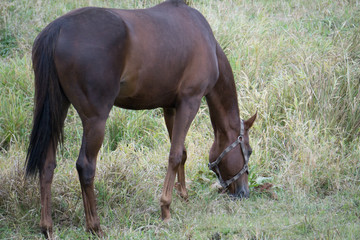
[206,59,240,156]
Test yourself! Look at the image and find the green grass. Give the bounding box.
[1,0,360,239]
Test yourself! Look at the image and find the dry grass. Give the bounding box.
[1,0,360,239]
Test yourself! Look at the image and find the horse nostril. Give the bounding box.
[243,191,250,198]
[238,188,250,199]
[229,188,250,199]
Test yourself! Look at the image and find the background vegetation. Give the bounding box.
[1,0,360,239]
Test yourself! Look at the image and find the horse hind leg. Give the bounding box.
[39,102,69,239]
[39,140,56,239]
[76,117,107,236]
[163,108,189,200]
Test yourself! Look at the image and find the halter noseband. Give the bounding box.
[208,120,249,189]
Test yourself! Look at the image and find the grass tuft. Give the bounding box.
[1,0,360,238]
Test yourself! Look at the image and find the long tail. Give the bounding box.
[25,18,67,177]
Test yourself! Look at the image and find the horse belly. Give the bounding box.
[114,74,178,110]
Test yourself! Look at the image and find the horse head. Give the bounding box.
[209,112,257,198]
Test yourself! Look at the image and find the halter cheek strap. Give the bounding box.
[208,120,249,189]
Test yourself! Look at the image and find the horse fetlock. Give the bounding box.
[160,193,173,219]
[86,218,103,236]
[160,194,172,206]
[87,226,103,237]
[40,220,53,239]
[175,182,189,200]
[160,204,171,222]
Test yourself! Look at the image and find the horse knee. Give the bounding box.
[168,152,183,170]
[169,147,187,169]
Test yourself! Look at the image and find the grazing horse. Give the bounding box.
[26,0,256,237]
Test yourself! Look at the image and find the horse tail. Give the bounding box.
[25,18,68,177]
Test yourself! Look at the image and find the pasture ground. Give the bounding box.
[1,0,360,239]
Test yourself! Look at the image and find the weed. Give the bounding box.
[1,0,360,238]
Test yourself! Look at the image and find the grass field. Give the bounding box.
[1,0,360,239]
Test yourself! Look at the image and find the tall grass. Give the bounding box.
[1,0,360,239]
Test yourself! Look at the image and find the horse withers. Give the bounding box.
[26,0,256,237]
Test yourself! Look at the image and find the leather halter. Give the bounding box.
[208,120,249,189]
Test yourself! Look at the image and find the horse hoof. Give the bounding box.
[40,222,53,239]
[179,192,189,201]
[41,228,53,239]
[175,182,189,201]
[160,205,172,223]
[87,224,104,237]
[95,229,105,238]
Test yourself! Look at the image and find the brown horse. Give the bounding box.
[26,0,256,237]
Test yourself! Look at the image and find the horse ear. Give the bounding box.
[244,111,257,130]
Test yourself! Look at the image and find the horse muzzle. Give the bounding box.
[230,185,250,199]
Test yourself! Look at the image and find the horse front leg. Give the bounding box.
[160,99,200,221]
[76,118,107,236]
